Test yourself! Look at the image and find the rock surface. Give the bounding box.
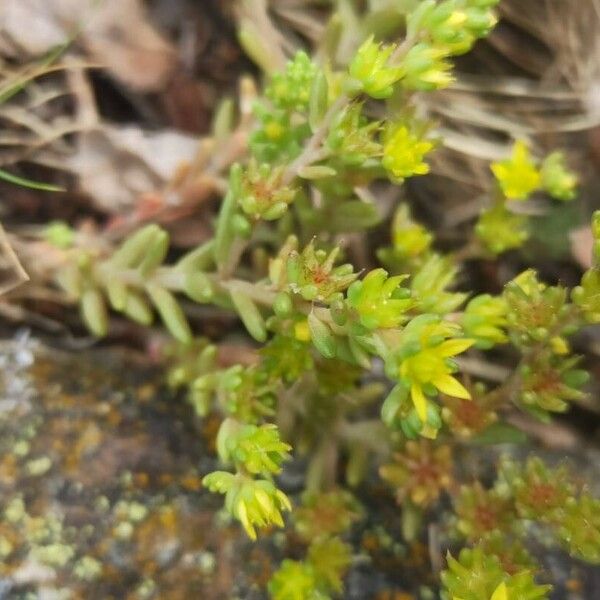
[0,333,599,599]
[0,333,270,600]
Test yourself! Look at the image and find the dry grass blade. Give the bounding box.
[0,222,29,295]
[414,0,600,195]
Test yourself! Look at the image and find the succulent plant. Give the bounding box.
[36,1,600,596]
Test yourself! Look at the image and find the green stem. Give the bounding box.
[282,93,349,186]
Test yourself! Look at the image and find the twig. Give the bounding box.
[0,223,29,295]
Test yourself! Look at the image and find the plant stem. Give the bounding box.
[452,239,483,263]
[390,31,417,64]
[282,93,349,186]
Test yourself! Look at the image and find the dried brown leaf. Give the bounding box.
[0,0,177,91]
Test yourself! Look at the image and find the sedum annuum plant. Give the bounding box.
[41,0,600,597]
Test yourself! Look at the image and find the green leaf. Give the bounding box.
[212,97,234,141]
[197,345,217,372]
[183,272,213,303]
[80,288,108,337]
[138,229,169,276]
[44,221,75,248]
[0,168,63,192]
[216,417,240,464]
[176,240,215,272]
[330,200,380,232]
[470,422,529,445]
[123,291,153,326]
[526,203,581,261]
[273,292,294,317]
[0,40,71,105]
[230,289,267,342]
[308,312,337,358]
[309,70,329,132]
[346,446,368,487]
[146,284,192,344]
[406,0,436,38]
[202,471,236,494]
[298,165,337,180]
[349,336,372,369]
[269,559,319,600]
[106,280,128,311]
[381,384,408,426]
[401,500,423,542]
[55,262,81,298]
[215,164,242,272]
[238,22,279,74]
[308,537,352,594]
[111,225,162,269]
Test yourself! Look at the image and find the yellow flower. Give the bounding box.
[294,319,311,342]
[401,43,454,90]
[388,315,474,422]
[490,582,508,600]
[382,123,434,181]
[402,341,473,421]
[203,472,291,540]
[455,582,508,600]
[265,120,285,141]
[232,480,292,540]
[550,335,569,355]
[491,141,541,200]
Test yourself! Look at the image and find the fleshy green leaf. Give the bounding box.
[147,284,192,344]
[470,423,529,446]
[308,312,337,358]
[81,288,108,337]
[309,70,328,132]
[230,289,267,342]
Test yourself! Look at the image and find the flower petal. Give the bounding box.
[490,582,508,600]
[433,374,471,400]
[437,338,475,357]
[411,383,428,422]
[237,502,257,540]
